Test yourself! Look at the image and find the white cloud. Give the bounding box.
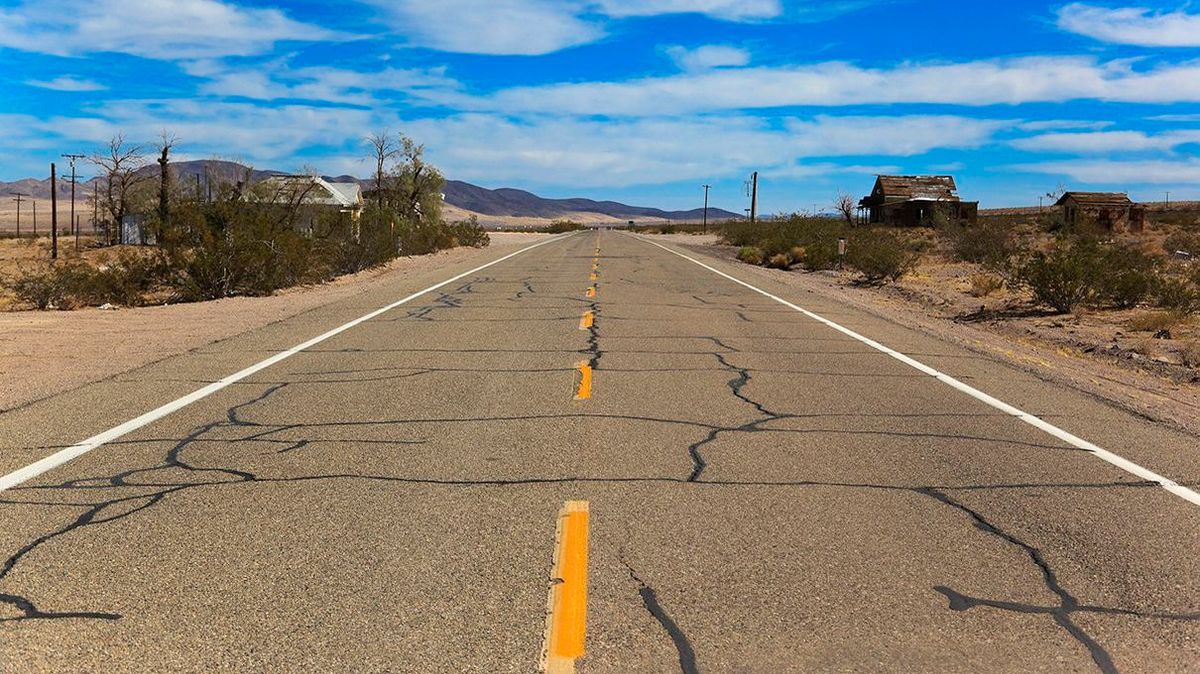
[666,44,751,71]
[1057,3,1200,47]
[24,76,107,91]
[0,0,347,59]
[402,113,1008,187]
[1017,119,1114,132]
[475,56,1200,115]
[1147,114,1200,123]
[594,0,782,21]
[1012,129,1200,154]
[373,0,602,55]
[1011,158,1200,184]
[372,0,842,56]
[188,60,461,106]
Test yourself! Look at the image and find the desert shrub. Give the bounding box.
[943,221,1017,269]
[317,208,397,276]
[722,215,846,271]
[10,268,72,309]
[1012,242,1098,313]
[766,253,792,269]
[799,237,841,271]
[1094,244,1158,309]
[162,199,325,300]
[968,273,1004,297]
[1162,231,1200,257]
[1035,210,1067,232]
[449,215,490,248]
[88,250,169,306]
[845,228,918,283]
[737,246,765,265]
[1154,276,1199,315]
[540,220,585,234]
[7,252,171,310]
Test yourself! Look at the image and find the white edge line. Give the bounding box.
[633,234,1200,508]
[0,233,576,493]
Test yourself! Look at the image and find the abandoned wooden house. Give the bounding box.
[1054,192,1145,232]
[857,175,978,227]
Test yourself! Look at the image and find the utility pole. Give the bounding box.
[702,184,711,234]
[50,163,58,259]
[33,199,38,235]
[62,153,85,250]
[12,193,28,236]
[749,171,758,225]
[1165,191,1171,208]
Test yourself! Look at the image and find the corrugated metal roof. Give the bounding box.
[874,175,959,200]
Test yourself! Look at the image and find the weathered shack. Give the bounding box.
[1054,192,1145,232]
[858,175,978,227]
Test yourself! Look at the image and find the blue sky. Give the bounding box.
[2,1,1200,212]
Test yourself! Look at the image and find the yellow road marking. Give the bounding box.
[579,311,594,330]
[585,286,596,298]
[542,501,590,674]
[574,361,592,400]
[589,271,598,281]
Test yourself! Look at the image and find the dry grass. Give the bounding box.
[1127,311,1184,333]
[1182,342,1200,368]
[968,273,1004,298]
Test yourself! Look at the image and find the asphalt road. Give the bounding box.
[2,230,1199,673]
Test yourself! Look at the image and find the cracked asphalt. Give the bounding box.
[2,230,1199,673]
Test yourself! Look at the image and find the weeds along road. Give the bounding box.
[2,230,1199,673]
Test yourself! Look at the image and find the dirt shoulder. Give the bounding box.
[652,233,1200,437]
[0,233,548,412]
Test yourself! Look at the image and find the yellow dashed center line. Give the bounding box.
[542,501,590,674]
[579,311,594,330]
[574,361,593,400]
[589,271,598,281]
[585,286,596,298]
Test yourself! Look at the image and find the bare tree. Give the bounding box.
[366,131,399,207]
[834,191,856,225]
[90,134,150,244]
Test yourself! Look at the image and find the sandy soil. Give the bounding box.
[665,234,1200,436]
[0,232,547,412]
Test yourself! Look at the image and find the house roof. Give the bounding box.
[873,175,959,201]
[260,175,363,208]
[1055,191,1134,208]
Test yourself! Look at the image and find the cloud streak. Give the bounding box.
[0,0,347,60]
[1057,3,1200,47]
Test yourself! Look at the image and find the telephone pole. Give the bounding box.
[1165,191,1171,208]
[749,171,758,225]
[63,153,85,250]
[12,193,28,236]
[50,163,58,260]
[702,184,711,234]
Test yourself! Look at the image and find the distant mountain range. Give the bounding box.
[0,160,740,223]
